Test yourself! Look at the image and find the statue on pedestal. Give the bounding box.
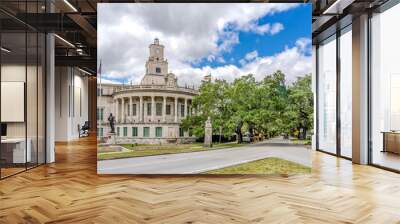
[108,113,115,133]
[204,117,212,147]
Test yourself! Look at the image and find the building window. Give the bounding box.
[156,103,162,116]
[156,67,161,73]
[127,104,130,116]
[156,127,162,137]
[180,104,185,117]
[143,127,150,137]
[166,105,171,115]
[132,104,137,116]
[147,103,152,116]
[97,108,104,121]
[98,128,103,137]
[117,127,120,136]
[132,127,138,137]
[179,127,184,137]
[123,127,128,137]
[97,88,103,96]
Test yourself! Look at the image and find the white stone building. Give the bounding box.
[97,39,198,144]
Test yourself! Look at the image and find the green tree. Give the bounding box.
[284,74,313,139]
[181,79,233,139]
[182,71,313,143]
[228,74,258,133]
[256,70,288,137]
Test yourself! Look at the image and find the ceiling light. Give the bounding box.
[78,67,92,76]
[54,34,75,48]
[323,0,355,15]
[1,47,11,53]
[63,0,78,12]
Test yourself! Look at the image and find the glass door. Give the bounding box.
[370,2,400,171]
[339,25,352,158]
[317,34,337,154]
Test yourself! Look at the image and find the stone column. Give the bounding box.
[204,117,212,147]
[135,97,138,119]
[352,14,369,164]
[139,96,143,122]
[129,96,133,122]
[115,99,119,123]
[121,97,125,123]
[188,105,191,117]
[151,96,155,122]
[174,97,178,122]
[163,96,166,122]
[46,23,56,163]
[184,98,188,118]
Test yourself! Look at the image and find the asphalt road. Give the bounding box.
[97,140,311,174]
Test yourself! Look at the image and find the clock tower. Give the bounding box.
[145,38,168,76]
[141,39,176,86]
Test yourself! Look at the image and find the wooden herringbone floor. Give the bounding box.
[1,136,400,224]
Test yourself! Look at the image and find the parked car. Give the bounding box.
[242,133,253,143]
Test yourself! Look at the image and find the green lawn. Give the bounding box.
[291,139,312,145]
[204,157,311,174]
[97,142,243,160]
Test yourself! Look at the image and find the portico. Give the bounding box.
[113,94,193,124]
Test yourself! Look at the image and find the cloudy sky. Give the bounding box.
[98,3,312,86]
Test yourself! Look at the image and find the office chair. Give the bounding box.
[79,121,90,138]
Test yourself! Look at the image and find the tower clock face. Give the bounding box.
[156,49,160,54]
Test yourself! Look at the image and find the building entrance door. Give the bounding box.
[168,127,175,138]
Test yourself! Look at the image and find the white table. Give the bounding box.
[1,138,31,163]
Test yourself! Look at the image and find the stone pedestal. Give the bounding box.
[107,132,117,145]
[204,117,212,147]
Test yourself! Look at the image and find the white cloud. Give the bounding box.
[244,50,258,61]
[217,57,226,64]
[97,77,122,85]
[173,37,312,86]
[207,55,215,62]
[239,22,284,35]
[270,23,284,35]
[98,3,300,82]
[295,37,312,52]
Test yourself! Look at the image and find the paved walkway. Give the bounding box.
[98,139,311,174]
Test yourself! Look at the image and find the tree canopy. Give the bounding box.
[181,71,313,141]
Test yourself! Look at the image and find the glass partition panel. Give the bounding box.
[27,30,38,169]
[317,35,337,154]
[371,3,400,171]
[38,32,45,165]
[1,31,27,177]
[339,26,352,158]
[0,1,46,179]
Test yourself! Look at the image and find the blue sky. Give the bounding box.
[98,3,312,85]
[193,5,311,69]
